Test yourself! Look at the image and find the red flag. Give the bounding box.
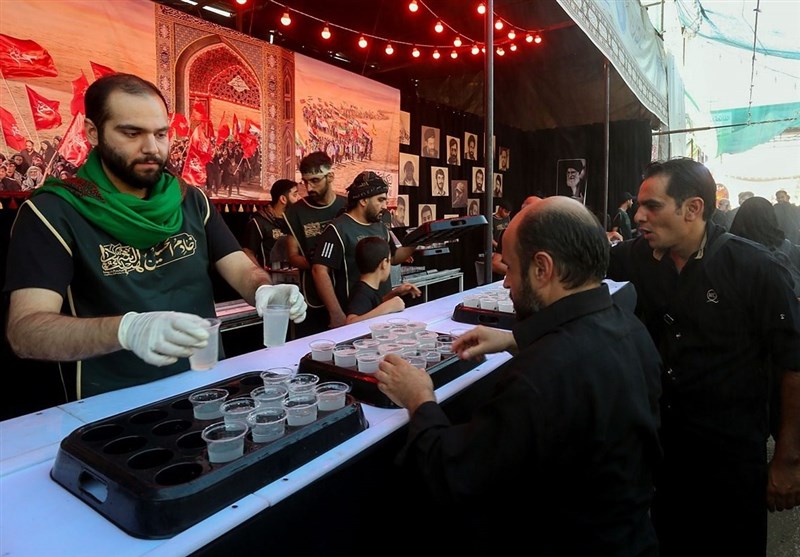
[240,133,259,158]
[57,113,91,167]
[89,61,116,80]
[25,85,62,130]
[232,114,240,140]
[244,118,261,135]
[70,71,89,116]
[181,125,213,187]
[190,101,208,123]
[0,33,58,78]
[0,106,27,150]
[217,123,230,141]
[168,113,189,140]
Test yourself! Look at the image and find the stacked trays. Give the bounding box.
[451,303,516,330]
[50,371,368,539]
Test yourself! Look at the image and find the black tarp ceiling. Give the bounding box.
[154,0,661,131]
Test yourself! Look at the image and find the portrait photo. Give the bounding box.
[493,173,503,197]
[419,203,436,225]
[467,198,480,216]
[391,194,409,227]
[421,126,440,158]
[431,166,449,197]
[446,135,461,166]
[472,167,485,194]
[399,153,419,187]
[557,158,588,203]
[451,179,468,208]
[464,132,478,161]
[399,111,411,145]
[498,147,510,171]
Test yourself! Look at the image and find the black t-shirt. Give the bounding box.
[242,207,289,267]
[346,280,382,317]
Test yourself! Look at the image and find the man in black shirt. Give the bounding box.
[376,196,662,554]
[242,179,298,268]
[611,191,635,240]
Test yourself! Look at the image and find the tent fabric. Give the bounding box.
[712,101,800,156]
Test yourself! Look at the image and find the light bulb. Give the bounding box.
[471,44,480,55]
[450,50,458,59]
[510,43,517,52]
[534,34,542,44]
[525,33,534,43]
[495,19,504,30]
[280,11,291,26]
[433,49,441,59]
[385,43,394,55]
[477,3,486,15]
[358,36,368,48]
[409,0,419,12]
[453,36,462,47]
[235,0,247,5]
[412,47,420,58]
[496,46,505,56]
[321,25,331,40]
[435,21,444,33]
[508,29,516,40]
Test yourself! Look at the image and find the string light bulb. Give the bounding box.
[471,44,480,55]
[235,0,247,5]
[450,50,458,59]
[412,46,420,58]
[385,42,394,55]
[525,33,534,43]
[434,21,444,33]
[280,11,291,26]
[432,49,441,59]
[496,46,505,56]
[358,35,368,48]
[453,36,462,47]
[321,24,331,40]
[510,43,517,52]
[477,3,486,15]
[408,0,419,12]
[534,34,542,44]
[495,19,504,30]
[508,29,516,40]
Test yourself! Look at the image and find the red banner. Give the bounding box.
[25,85,62,130]
[168,112,189,140]
[0,106,27,151]
[70,71,90,116]
[217,123,230,142]
[181,125,213,187]
[232,114,240,140]
[190,101,208,123]
[0,33,58,78]
[89,61,116,80]
[57,113,91,167]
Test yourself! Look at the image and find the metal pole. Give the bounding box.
[483,0,494,285]
[603,59,610,231]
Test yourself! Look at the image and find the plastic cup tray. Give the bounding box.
[50,371,368,539]
[451,302,517,330]
[298,332,483,408]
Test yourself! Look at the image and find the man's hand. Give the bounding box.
[384,296,405,313]
[607,231,624,243]
[255,284,307,323]
[393,283,422,298]
[452,325,517,360]
[328,309,347,329]
[375,353,435,414]
[118,311,209,366]
[767,454,800,512]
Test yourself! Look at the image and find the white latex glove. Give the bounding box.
[255,284,307,323]
[118,311,210,367]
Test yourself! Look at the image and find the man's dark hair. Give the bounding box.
[421,205,433,219]
[566,159,584,173]
[299,151,332,174]
[449,138,457,148]
[467,135,476,146]
[355,236,390,275]
[498,198,513,211]
[270,179,296,207]
[85,74,168,132]
[516,203,609,289]
[476,168,484,177]
[643,157,716,220]
[424,128,436,141]
[403,160,414,174]
[435,169,444,179]
[397,196,406,208]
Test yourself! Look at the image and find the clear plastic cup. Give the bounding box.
[405,357,427,369]
[373,332,399,343]
[353,338,380,353]
[309,339,335,362]
[263,304,290,348]
[416,331,439,344]
[463,294,481,308]
[378,343,404,356]
[250,384,288,409]
[396,339,419,350]
[391,326,415,340]
[287,373,320,393]
[368,322,394,339]
[387,317,409,327]
[497,300,514,313]
[283,393,318,426]
[189,317,221,371]
[479,297,498,311]
[356,352,381,374]
[315,381,350,411]
[246,407,287,443]
[220,397,258,426]
[202,421,248,463]
[333,345,358,368]
[422,351,440,367]
[261,367,294,386]
[406,321,428,335]
[189,388,229,420]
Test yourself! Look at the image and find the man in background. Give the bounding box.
[242,179,299,268]
[611,191,635,240]
[422,128,438,158]
[774,189,800,244]
[447,138,459,165]
[465,133,477,160]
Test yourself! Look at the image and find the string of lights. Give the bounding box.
[265,0,557,59]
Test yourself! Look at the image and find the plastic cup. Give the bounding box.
[387,317,409,327]
[333,346,358,368]
[416,331,439,344]
[309,339,335,362]
[202,421,248,463]
[220,397,258,426]
[391,326,415,340]
[250,384,288,408]
[315,382,350,411]
[189,388,229,420]
[373,332,399,343]
[356,352,381,374]
[463,295,481,308]
[287,373,320,393]
[479,297,497,311]
[283,393,318,426]
[422,351,440,367]
[263,304,290,348]
[497,300,514,313]
[261,367,294,386]
[368,322,394,338]
[353,338,380,353]
[405,357,427,369]
[189,317,221,371]
[246,407,287,443]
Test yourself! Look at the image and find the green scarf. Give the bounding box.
[33,149,184,249]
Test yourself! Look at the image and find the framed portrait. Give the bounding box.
[399,153,419,187]
[421,126,440,158]
[431,166,449,197]
[493,173,503,197]
[451,179,468,208]
[464,132,478,161]
[556,158,587,203]
[467,198,480,217]
[419,203,436,225]
[446,135,460,166]
[399,111,411,145]
[472,167,486,194]
[498,147,510,171]
[391,194,409,227]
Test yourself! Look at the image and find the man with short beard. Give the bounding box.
[376,197,663,555]
[3,73,307,400]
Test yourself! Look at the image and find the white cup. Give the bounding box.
[283,393,318,426]
[333,346,357,368]
[309,339,335,362]
[356,352,381,374]
[263,304,290,348]
[202,421,248,463]
[189,317,221,371]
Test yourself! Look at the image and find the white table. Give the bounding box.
[0,283,513,557]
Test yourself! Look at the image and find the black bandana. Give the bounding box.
[347,171,389,201]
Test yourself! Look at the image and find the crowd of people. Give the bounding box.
[296,97,380,165]
[0,139,81,192]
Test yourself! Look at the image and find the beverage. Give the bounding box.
[263,305,290,347]
[189,317,221,371]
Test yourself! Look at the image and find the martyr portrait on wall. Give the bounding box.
[446,135,460,166]
[431,166,449,197]
[498,147,510,171]
[391,194,409,227]
[493,173,503,197]
[451,179,468,208]
[399,110,411,145]
[472,167,485,194]
[419,203,436,225]
[467,198,480,216]
[464,132,478,161]
[421,126,439,158]
[399,153,419,187]
[557,158,588,203]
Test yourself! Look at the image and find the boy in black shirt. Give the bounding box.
[346,237,421,324]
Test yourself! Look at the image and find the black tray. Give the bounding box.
[50,371,368,539]
[298,333,483,408]
[452,303,517,330]
[401,215,487,246]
